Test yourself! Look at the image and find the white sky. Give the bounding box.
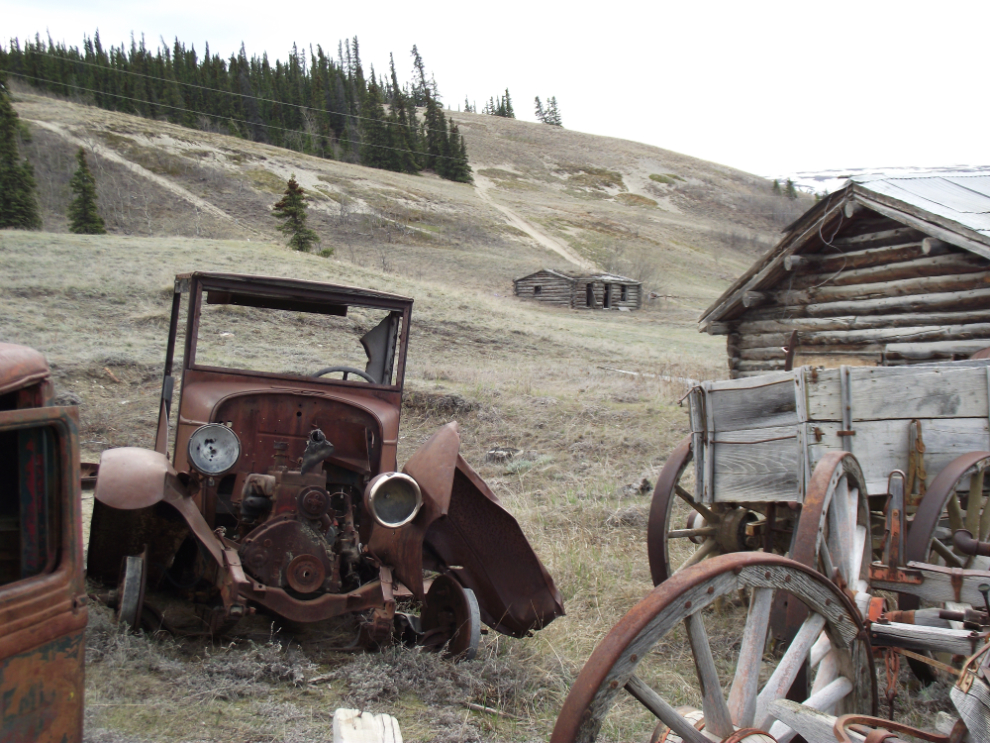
[5,0,989,177]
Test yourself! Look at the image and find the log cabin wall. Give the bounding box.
[513,270,575,307]
[571,277,643,310]
[515,270,643,310]
[573,279,604,309]
[612,283,642,310]
[701,190,990,378]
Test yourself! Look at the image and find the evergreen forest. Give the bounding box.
[0,34,472,182]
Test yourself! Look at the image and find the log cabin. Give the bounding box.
[699,174,990,377]
[514,269,642,310]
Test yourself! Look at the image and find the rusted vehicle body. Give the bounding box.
[88,272,562,654]
[0,343,87,743]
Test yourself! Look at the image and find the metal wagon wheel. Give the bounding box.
[900,450,990,682]
[551,552,876,743]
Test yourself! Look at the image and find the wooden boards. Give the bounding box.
[691,359,990,501]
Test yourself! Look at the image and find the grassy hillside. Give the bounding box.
[0,91,831,743]
[11,84,810,316]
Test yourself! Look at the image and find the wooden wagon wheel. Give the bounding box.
[649,440,872,613]
[648,437,769,585]
[789,452,872,608]
[551,552,876,743]
[900,450,990,682]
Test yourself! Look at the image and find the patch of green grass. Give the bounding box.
[616,193,658,208]
[246,168,285,193]
[649,173,684,185]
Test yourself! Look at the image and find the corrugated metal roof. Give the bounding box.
[854,173,990,237]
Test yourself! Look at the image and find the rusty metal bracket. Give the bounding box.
[869,564,924,588]
[884,471,907,568]
[840,365,854,453]
[834,714,950,743]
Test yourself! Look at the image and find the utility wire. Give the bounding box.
[6,70,467,163]
[6,48,456,136]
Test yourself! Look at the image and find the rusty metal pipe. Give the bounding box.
[952,528,990,557]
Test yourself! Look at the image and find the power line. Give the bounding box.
[8,47,456,136]
[6,70,467,163]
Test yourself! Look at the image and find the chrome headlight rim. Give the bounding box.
[187,423,241,476]
[365,472,423,529]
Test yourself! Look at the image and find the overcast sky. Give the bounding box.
[5,0,988,178]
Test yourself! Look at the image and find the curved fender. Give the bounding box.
[369,421,565,636]
[90,447,226,583]
[423,454,565,637]
[368,422,461,600]
[94,447,176,510]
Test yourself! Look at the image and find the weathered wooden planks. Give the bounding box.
[869,621,982,656]
[806,364,990,421]
[705,373,801,432]
[692,359,990,501]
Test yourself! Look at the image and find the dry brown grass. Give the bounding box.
[1,230,726,741]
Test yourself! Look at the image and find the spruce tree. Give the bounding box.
[502,88,514,118]
[0,75,42,230]
[534,96,545,123]
[68,147,106,234]
[785,178,798,200]
[546,97,562,127]
[771,179,781,195]
[272,175,320,251]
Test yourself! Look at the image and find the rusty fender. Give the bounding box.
[88,447,224,584]
[370,422,564,638]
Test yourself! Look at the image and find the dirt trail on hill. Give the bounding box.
[26,119,262,235]
[474,175,596,271]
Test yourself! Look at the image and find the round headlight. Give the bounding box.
[187,424,241,475]
[364,473,423,528]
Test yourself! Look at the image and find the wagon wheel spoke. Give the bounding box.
[946,491,965,537]
[965,470,985,538]
[684,612,733,737]
[674,537,718,575]
[667,527,717,540]
[978,476,990,542]
[755,611,827,728]
[622,676,709,743]
[727,585,774,727]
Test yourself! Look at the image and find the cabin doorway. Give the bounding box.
[603,284,611,309]
[586,283,594,308]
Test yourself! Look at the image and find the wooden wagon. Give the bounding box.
[648,356,990,586]
[551,357,990,742]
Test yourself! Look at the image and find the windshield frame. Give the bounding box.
[172,273,412,392]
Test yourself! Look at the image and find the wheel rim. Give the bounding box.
[117,552,147,632]
[900,451,990,682]
[648,437,724,585]
[420,574,481,660]
[551,552,876,743]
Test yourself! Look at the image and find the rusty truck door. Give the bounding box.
[0,405,87,743]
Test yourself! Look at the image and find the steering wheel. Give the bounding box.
[313,366,376,383]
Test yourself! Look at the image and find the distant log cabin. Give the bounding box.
[514,270,642,310]
[700,174,990,377]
